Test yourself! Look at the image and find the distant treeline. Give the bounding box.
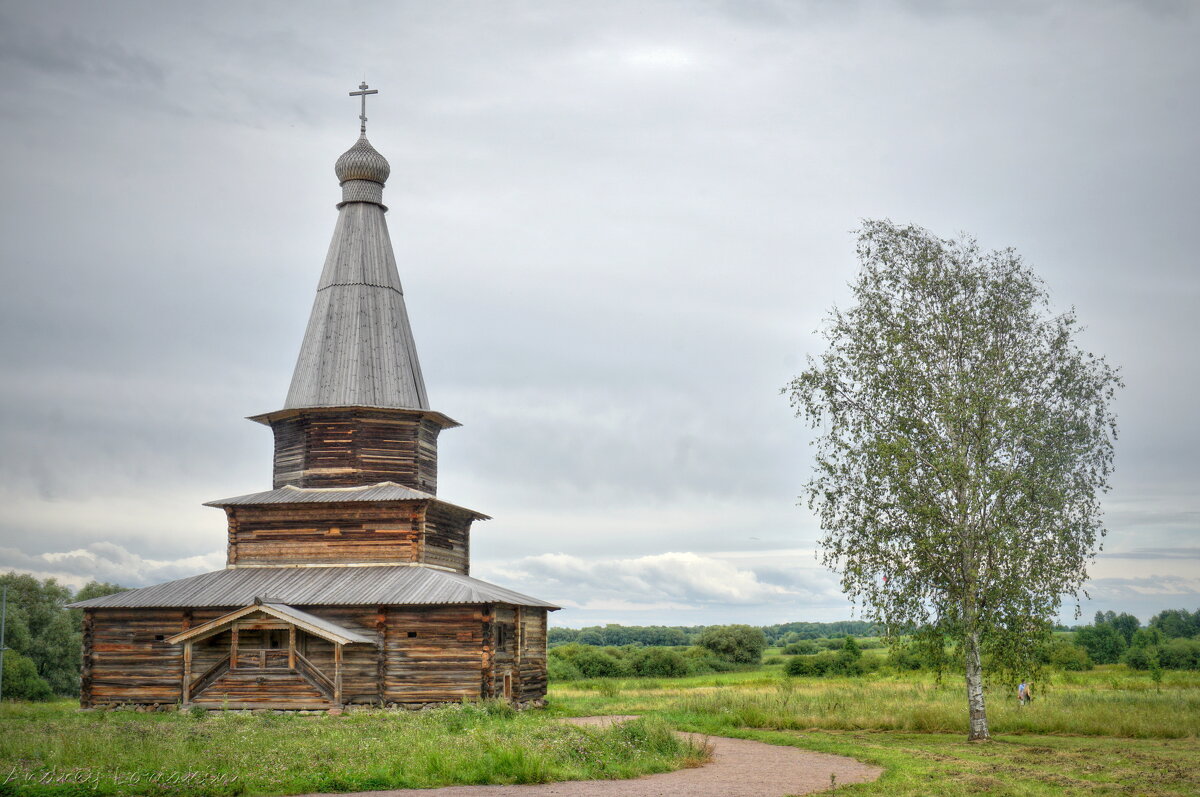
[1068,609,1200,671]
[548,620,880,648]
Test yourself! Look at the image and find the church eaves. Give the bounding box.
[284,88,428,411]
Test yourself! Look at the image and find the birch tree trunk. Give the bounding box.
[964,629,991,741]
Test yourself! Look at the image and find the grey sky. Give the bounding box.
[1,0,1196,627]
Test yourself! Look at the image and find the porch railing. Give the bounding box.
[234,648,291,670]
[294,652,335,699]
[189,655,230,697]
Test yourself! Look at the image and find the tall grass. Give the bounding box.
[0,701,709,796]
[663,679,1200,738]
[550,667,1200,739]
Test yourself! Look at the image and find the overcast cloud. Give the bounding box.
[1,0,1196,627]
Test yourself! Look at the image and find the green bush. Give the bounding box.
[569,647,628,678]
[1122,645,1156,671]
[1,651,54,701]
[547,656,583,681]
[1047,640,1093,671]
[626,647,689,678]
[782,640,819,655]
[682,646,739,674]
[1159,638,1200,670]
[784,650,877,677]
[696,625,768,664]
[787,652,838,676]
[887,646,926,671]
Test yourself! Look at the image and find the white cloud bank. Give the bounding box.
[0,542,223,590]
[481,550,846,626]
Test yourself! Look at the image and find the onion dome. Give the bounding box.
[335,135,391,185]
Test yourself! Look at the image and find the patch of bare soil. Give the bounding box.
[323,715,882,797]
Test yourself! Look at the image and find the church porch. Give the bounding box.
[168,602,372,710]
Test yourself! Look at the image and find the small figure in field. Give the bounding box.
[1018,681,1032,707]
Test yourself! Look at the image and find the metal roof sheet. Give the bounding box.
[285,199,429,411]
[67,565,558,610]
[247,407,461,430]
[202,482,490,519]
[206,482,434,506]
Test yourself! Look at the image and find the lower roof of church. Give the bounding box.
[68,564,558,611]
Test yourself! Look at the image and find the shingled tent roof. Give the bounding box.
[67,565,559,610]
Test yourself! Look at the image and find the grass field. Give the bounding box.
[1,663,1196,796]
[0,701,707,796]
[547,664,1200,795]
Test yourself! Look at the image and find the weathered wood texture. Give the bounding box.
[85,608,227,706]
[194,670,328,709]
[269,408,441,492]
[381,605,488,704]
[82,604,549,708]
[225,502,473,573]
[518,609,548,702]
[488,605,516,699]
[422,503,472,575]
[226,503,421,567]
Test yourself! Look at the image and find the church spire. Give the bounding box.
[283,84,429,411]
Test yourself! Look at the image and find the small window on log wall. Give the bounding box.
[407,631,417,638]
[497,624,513,647]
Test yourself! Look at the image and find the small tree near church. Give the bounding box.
[786,220,1121,740]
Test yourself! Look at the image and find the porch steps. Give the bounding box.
[192,668,329,709]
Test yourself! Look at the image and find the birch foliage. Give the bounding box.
[787,220,1121,738]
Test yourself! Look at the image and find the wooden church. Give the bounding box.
[69,85,557,711]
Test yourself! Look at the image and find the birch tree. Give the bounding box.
[786,220,1121,740]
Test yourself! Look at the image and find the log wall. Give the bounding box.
[518,609,549,702]
[381,605,489,704]
[81,603,549,709]
[422,504,472,575]
[226,503,423,566]
[225,502,474,574]
[269,409,441,492]
[85,608,225,707]
[495,606,517,699]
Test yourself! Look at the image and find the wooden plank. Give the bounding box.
[334,644,343,706]
[376,606,387,705]
[182,641,193,704]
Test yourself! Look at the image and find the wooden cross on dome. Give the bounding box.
[349,81,378,134]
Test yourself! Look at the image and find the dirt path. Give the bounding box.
[318,716,882,797]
